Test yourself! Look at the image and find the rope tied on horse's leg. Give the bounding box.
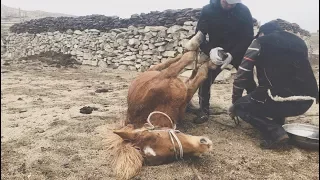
[228,105,240,126]
[188,48,200,80]
[233,116,240,126]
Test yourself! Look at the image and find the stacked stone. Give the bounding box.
[9,9,202,34]
[276,18,311,37]
[9,8,262,35]
[5,22,198,71]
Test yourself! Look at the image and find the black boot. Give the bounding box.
[193,104,210,124]
[235,110,289,149]
[273,117,286,126]
[193,109,209,124]
[260,133,289,149]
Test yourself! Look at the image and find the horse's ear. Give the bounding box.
[113,124,136,141]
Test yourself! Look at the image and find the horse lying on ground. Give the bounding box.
[107,32,220,179]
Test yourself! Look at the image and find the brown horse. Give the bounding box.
[107,32,217,179]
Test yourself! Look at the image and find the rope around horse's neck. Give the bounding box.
[147,111,176,129]
[146,111,183,160]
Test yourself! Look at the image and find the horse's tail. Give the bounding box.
[106,132,143,180]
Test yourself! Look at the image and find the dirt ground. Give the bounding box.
[1,58,319,180]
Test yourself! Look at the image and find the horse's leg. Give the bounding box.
[185,62,209,102]
[162,51,197,78]
[147,54,183,71]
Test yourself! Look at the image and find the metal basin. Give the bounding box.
[283,123,319,150]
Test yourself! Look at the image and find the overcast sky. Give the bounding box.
[2,0,319,32]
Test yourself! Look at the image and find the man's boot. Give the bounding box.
[193,108,209,124]
[273,117,286,126]
[235,110,289,149]
[260,133,289,149]
[193,88,210,124]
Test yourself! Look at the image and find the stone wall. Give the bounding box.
[4,23,314,72]
[4,8,314,72]
[5,22,202,71]
[9,8,259,34]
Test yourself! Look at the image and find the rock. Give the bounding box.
[95,88,112,93]
[83,53,92,60]
[177,47,183,53]
[184,21,194,26]
[145,26,167,32]
[141,45,149,50]
[154,42,166,47]
[146,43,154,50]
[74,30,82,35]
[163,51,177,57]
[88,29,100,34]
[158,30,167,38]
[98,60,108,68]
[171,32,180,40]
[128,66,137,71]
[165,41,178,50]
[144,33,153,40]
[80,106,98,114]
[179,39,189,48]
[128,38,140,46]
[143,50,153,55]
[124,55,137,61]
[118,65,128,70]
[182,25,193,31]
[167,25,183,34]
[158,46,166,52]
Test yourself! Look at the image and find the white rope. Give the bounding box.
[146,111,183,160]
[169,130,184,159]
[210,51,232,69]
[147,111,176,129]
[267,89,316,102]
[211,56,225,66]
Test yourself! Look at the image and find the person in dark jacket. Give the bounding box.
[229,20,319,149]
[186,0,256,124]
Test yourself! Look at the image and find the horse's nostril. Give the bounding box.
[200,138,207,144]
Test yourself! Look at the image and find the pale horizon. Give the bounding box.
[2,0,319,32]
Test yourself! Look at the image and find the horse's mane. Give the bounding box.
[106,130,144,180]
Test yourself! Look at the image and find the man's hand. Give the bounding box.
[209,47,224,63]
[221,53,233,69]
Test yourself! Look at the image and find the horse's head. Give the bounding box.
[113,123,213,165]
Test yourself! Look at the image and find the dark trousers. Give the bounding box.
[232,93,314,140]
[198,67,223,114]
[198,64,256,114]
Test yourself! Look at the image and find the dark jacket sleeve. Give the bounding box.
[195,6,212,56]
[229,7,254,67]
[232,39,260,104]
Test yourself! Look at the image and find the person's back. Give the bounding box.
[253,31,319,102]
[230,20,319,149]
